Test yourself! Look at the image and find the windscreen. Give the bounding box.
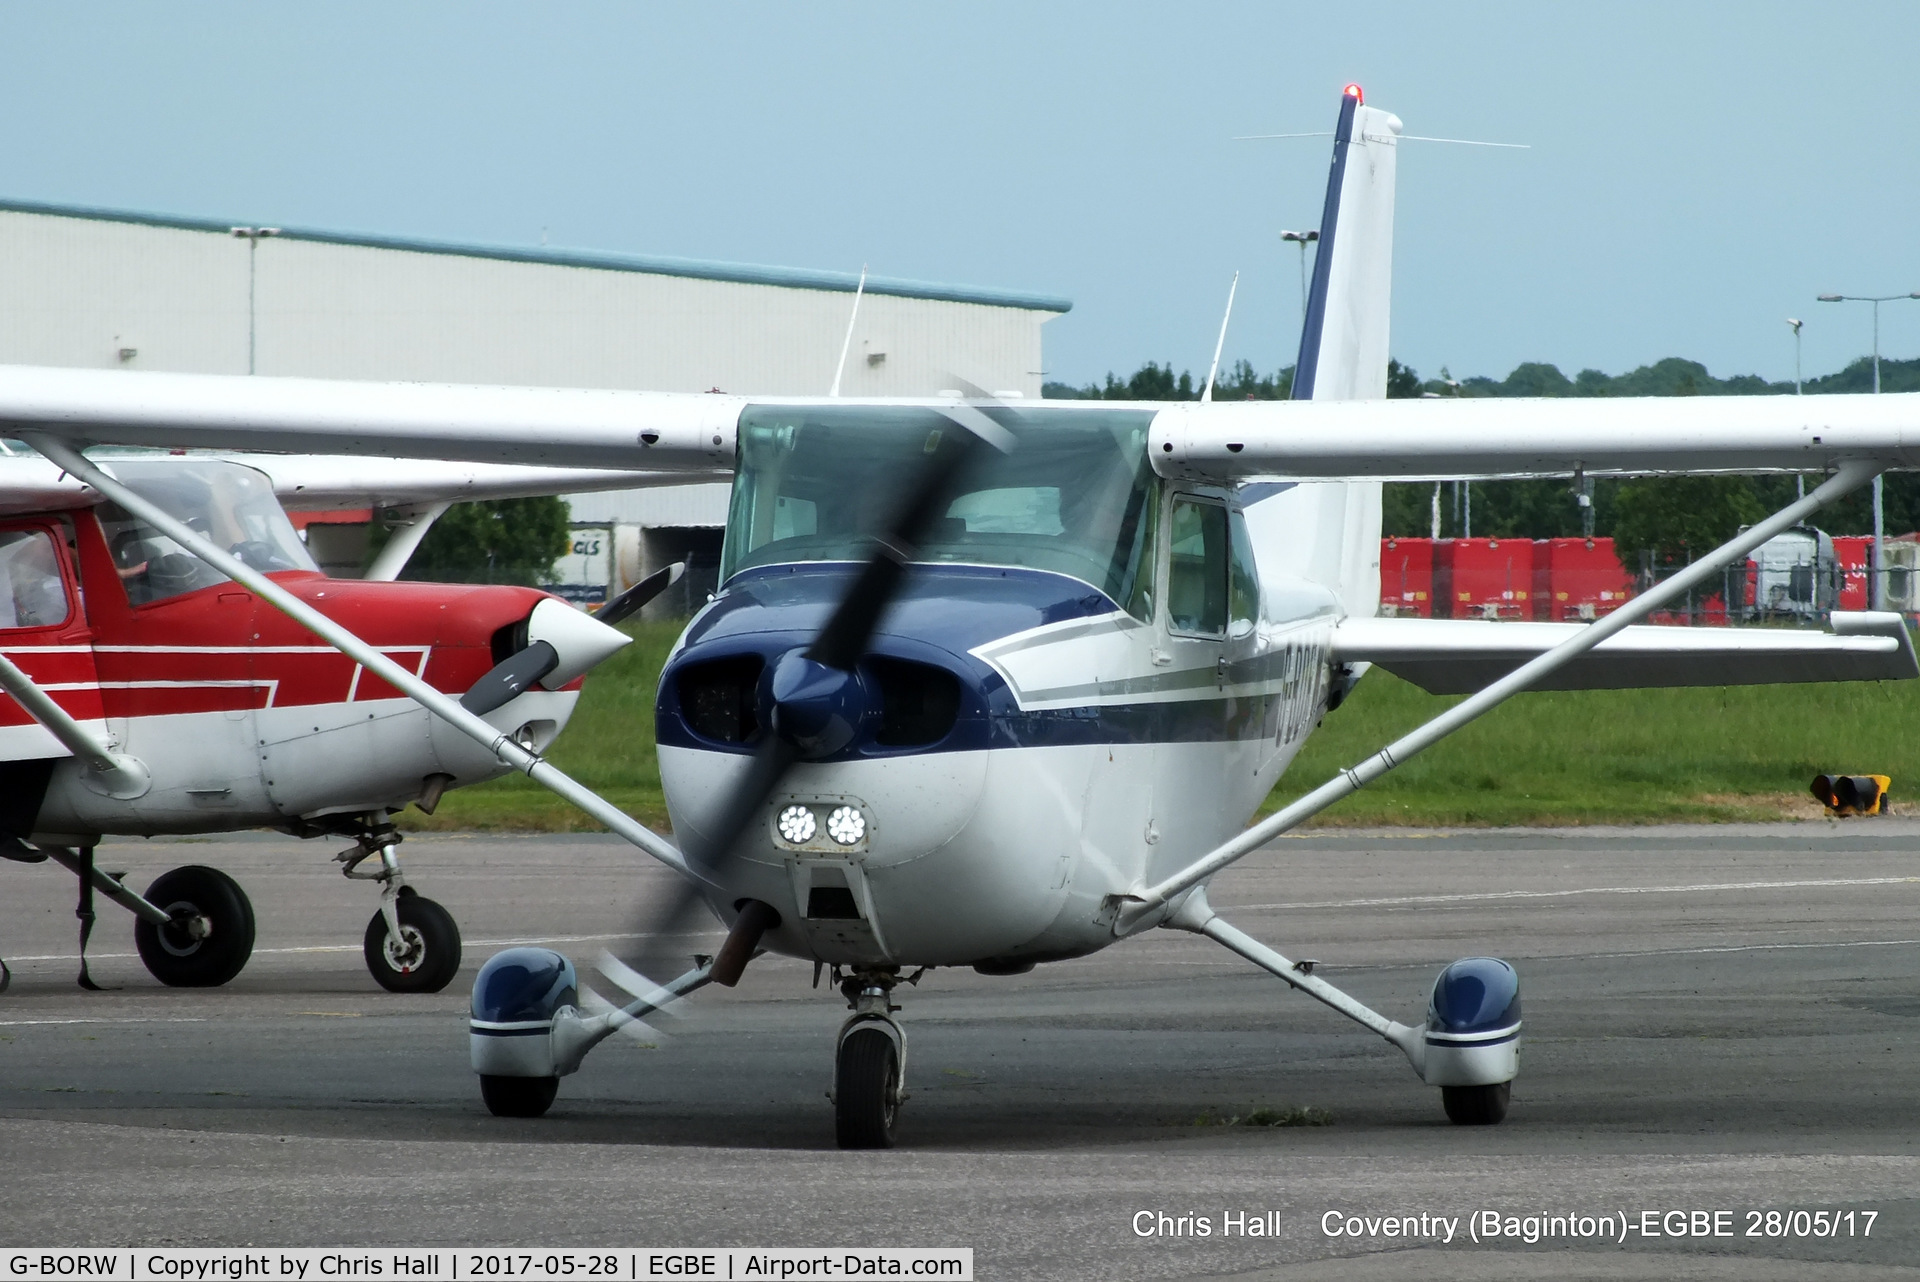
[97,459,317,606]
[722,405,1157,607]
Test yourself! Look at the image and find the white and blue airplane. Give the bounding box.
[1,86,1915,1146]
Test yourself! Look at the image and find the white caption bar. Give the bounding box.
[2,1251,972,1282]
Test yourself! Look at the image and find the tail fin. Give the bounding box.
[1246,86,1399,617]
[1293,86,1400,402]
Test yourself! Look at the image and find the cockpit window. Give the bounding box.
[95,459,317,606]
[723,405,1157,608]
[0,528,70,629]
[1167,496,1228,637]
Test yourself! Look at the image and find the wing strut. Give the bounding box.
[1113,460,1880,934]
[364,501,451,581]
[24,434,688,878]
[0,653,148,799]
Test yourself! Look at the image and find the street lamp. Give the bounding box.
[1280,229,1318,320]
[1816,290,1920,607]
[230,226,281,375]
[1787,318,1805,499]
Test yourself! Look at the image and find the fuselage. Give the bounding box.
[655,404,1346,970]
[2,458,586,844]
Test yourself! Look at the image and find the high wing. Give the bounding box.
[217,455,689,511]
[0,449,680,514]
[0,363,1917,482]
[1333,611,1919,694]
[0,364,739,474]
[1150,391,1920,481]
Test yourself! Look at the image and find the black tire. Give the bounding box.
[835,1027,900,1149]
[480,1074,558,1118]
[363,891,462,993]
[1442,1081,1511,1125]
[134,865,255,987]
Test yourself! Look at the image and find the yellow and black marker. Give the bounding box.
[1810,774,1892,817]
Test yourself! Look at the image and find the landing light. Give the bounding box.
[777,805,817,844]
[827,806,866,846]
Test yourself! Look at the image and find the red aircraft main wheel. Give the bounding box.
[363,888,462,993]
[134,865,256,987]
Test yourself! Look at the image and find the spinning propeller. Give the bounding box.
[593,393,1016,1011]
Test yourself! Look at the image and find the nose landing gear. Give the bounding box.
[833,967,915,1149]
[338,822,461,993]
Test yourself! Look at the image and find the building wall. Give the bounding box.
[0,203,1065,613]
[0,207,1057,398]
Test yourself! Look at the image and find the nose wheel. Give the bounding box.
[336,821,463,993]
[833,969,911,1149]
[363,886,462,993]
[835,1026,901,1148]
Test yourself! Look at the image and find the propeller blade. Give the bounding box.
[599,870,725,1030]
[596,561,685,628]
[612,395,1019,998]
[806,408,1009,670]
[459,640,559,715]
[691,734,801,865]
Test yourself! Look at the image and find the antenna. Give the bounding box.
[1201,272,1239,403]
[828,265,868,397]
[1237,131,1528,148]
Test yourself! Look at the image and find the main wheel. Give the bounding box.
[363,889,462,993]
[134,865,256,987]
[479,1074,558,1118]
[1442,1081,1511,1125]
[835,1027,900,1149]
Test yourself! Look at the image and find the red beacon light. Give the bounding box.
[1343,83,1364,103]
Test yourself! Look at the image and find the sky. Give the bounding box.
[1,2,1916,389]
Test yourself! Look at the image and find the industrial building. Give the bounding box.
[0,199,1070,609]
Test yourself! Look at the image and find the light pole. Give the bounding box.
[1280,229,1318,320]
[1817,291,1920,608]
[1788,318,1804,498]
[230,226,281,375]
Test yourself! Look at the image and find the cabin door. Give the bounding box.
[0,518,103,835]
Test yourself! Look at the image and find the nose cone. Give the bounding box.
[767,649,867,757]
[524,597,631,688]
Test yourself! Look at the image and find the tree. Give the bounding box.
[368,496,572,586]
[1611,476,1765,572]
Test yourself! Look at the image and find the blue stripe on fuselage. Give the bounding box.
[657,563,1294,757]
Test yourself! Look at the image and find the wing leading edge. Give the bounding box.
[4,363,1920,483]
[1152,391,1920,481]
[1332,612,1919,694]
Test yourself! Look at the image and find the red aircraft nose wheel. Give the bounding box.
[362,887,462,993]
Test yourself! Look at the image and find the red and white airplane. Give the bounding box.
[0,451,674,993]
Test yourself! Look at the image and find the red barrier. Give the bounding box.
[1436,538,1533,619]
[1379,537,1435,617]
[1832,535,1871,610]
[1533,537,1635,621]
